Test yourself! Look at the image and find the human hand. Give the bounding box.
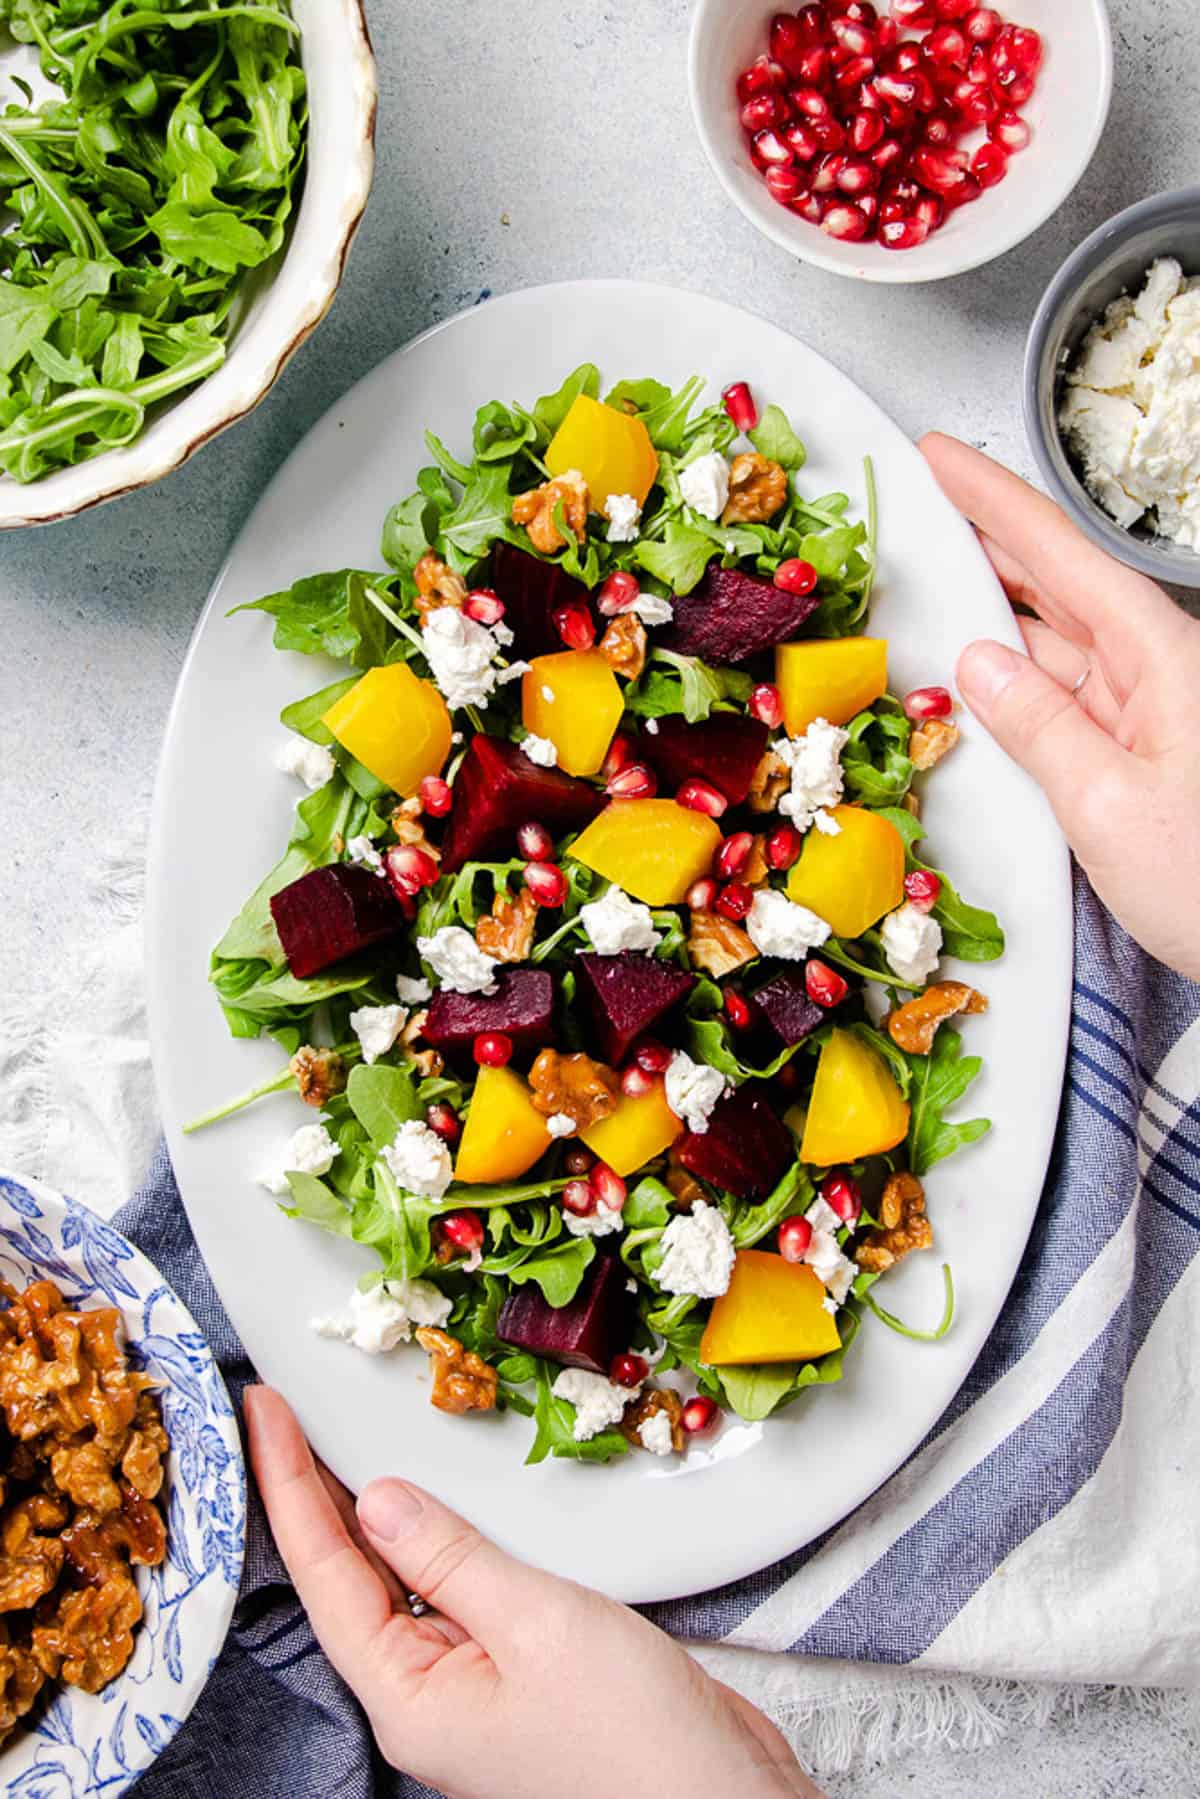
[921,432,1200,981]
[243,1386,822,1799]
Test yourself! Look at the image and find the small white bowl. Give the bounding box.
[0,0,376,528]
[688,0,1113,285]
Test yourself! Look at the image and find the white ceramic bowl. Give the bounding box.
[688,0,1113,285]
[0,0,376,528]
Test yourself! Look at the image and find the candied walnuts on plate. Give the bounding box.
[415,1328,498,1415]
[855,1173,933,1273]
[528,1048,619,1131]
[721,453,788,524]
[512,470,590,554]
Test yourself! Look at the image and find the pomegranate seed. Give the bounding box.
[716,882,753,921]
[425,1101,461,1143]
[716,831,755,880]
[822,1170,862,1226]
[871,135,905,173]
[607,761,657,800]
[926,23,966,65]
[911,144,968,194]
[994,69,1034,105]
[891,0,933,23]
[591,1162,627,1211]
[553,600,595,651]
[524,860,568,908]
[598,571,640,616]
[766,823,803,870]
[831,17,876,56]
[822,201,870,241]
[850,107,885,151]
[722,380,759,433]
[742,92,785,133]
[770,10,808,68]
[836,155,879,195]
[752,127,794,168]
[563,1178,596,1218]
[384,843,439,898]
[601,731,636,780]
[419,774,453,817]
[796,1,831,35]
[905,869,942,912]
[805,959,849,1008]
[934,0,971,15]
[795,43,831,85]
[811,116,848,152]
[778,1215,814,1262]
[440,1210,484,1253]
[880,217,928,249]
[889,41,924,74]
[737,56,786,101]
[633,1039,673,1075]
[563,1145,593,1175]
[774,557,819,595]
[965,43,992,83]
[964,5,1000,41]
[844,1,878,21]
[474,1032,513,1067]
[621,1064,655,1098]
[681,1395,720,1436]
[990,106,1030,151]
[972,141,1007,187]
[876,15,899,49]
[464,587,505,625]
[516,819,554,861]
[958,83,998,124]
[724,988,753,1031]
[784,120,821,160]
[791,84,833,122]
[767,164,808,203]
[687,877,720,911]
[859,190,879,224]
[611,1351,648,1388]
[914,192,944,231]
[791,191,826,224]
[749,681,784,728]
[676,777,728,818]
[834,52,877,92]
[923,111,954,145]
[1006,25,1042,72]
[948,170,981,206]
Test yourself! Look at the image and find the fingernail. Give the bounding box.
[958,639,1024,708]
[358,1479,423,1542]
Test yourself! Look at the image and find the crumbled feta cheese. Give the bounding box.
[1060,258,1200,548]
[664,1051,726,1134]
[521,733,558,768]
[645,717,660,735]
[381,1119,453,1199]
[746,888,831,960]
[881,902,942,987]
[552,1367,634,1441]
[580,885,661,956]
[421,605,511,709]
[416,924,499,994]
[496,659,531,685]
[546,1112,577,1138]
[346,834,383,873]
[395,973,432,1004]
[776,717,849,835]
[655,1201,736,1299]
[312,1277,452,1354]
[258,1122,338,1196]
[803,1197,858,1306]
[679,451,731,520]
[275,736,336,791]
[605,492,642,542]
[638,1408,676,1456]
[349,1003,407,1066]
[632,593,674,627]
[564,1200,625,1238]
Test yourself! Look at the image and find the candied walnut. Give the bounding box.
[33,1570,142,1692]
[475,886,537,963]
[414,1328,498,1416]
[512,469,590,554]
[399,1009,443,1080]
[52,1440,121,1516]
[856,1172,933,1273]
[746,748,790,814]
[666,1156,707,1212]
[887,981,988,1056]
[414,551,468,623]
[391,803,443,862]
[744,835,770,887]
[0,1495,68,1612]
[597,612,647,682]
[290,1045,347,1109]
[688,911,757,979]
[528,1048,620,1130]
[910,718,960,771]
[620,1388,685,1454]
[721,453,788,525]
[0,1623,43,1741]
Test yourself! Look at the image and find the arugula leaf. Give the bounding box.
[212,775,357,964]
[634,523,715,596]
[526,1360,629,1465]
[905,1027,990,1176]
[864,1263,955,1341]
[876,808,1006,962]
[346,1064,421,1151]
[280,677,358,745]
[532,363,600,440]
[625,649,752,724]
[730,1165,814,1248]
[473,398,537,463]
[718,1363,807,1422]
[381,490,445,575]
[235,570,393,667]
[749,404,807,471]
[623,1178,673,1230]
[841,699,914,808]
[282,1172,353,1237]
[505,1236,595,1307]
[438,460,525,572]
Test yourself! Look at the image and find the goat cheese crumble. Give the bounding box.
[639,1409,676,1457]
[580,885,660,956]
[416,924,499,995]
[803,1197,858,1307]
[632,592,674,627]
[564,1200,625,1238]
[258,1122,338,1196]
[312,1278,452,1355]
[604,492,642,542]
[395,973,432,1004]
[656,1201,736,1299]
[275,736,335,791]
[776,717,849,835]
[349,1003,407,1066]
[552,1367,635,1441]
[881,902,942,987]
[746,888,831,960]
[664,1051,726,1135]
[421,604,513,709]
[678,450,730,520]
[545,1112,577,1138]
[521,733,558,768]
[346,834,383,873]
[381,1119,453,1199]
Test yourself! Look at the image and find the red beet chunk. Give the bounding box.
[577,953,695,1065]
[498,1251,634,1374]
[663,562,822,664]
[490,541,594,658]
[441,734,605,872]
[638,713,768,806]
[424,969,555,1057]
[753,966,828,1046]
[269,865,407,980]
[675,1083,794,1200]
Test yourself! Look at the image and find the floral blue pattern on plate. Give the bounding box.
[0,1172,243,1797]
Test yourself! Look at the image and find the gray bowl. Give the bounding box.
[1024,186,1200,587]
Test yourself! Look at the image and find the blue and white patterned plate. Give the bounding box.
[0,1173,244,1797]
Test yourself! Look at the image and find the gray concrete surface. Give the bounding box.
[1,1,1197,1792]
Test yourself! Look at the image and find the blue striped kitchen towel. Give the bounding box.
[116,866,1200,1797]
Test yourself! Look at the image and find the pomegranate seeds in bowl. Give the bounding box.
[733,4,1042,251]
